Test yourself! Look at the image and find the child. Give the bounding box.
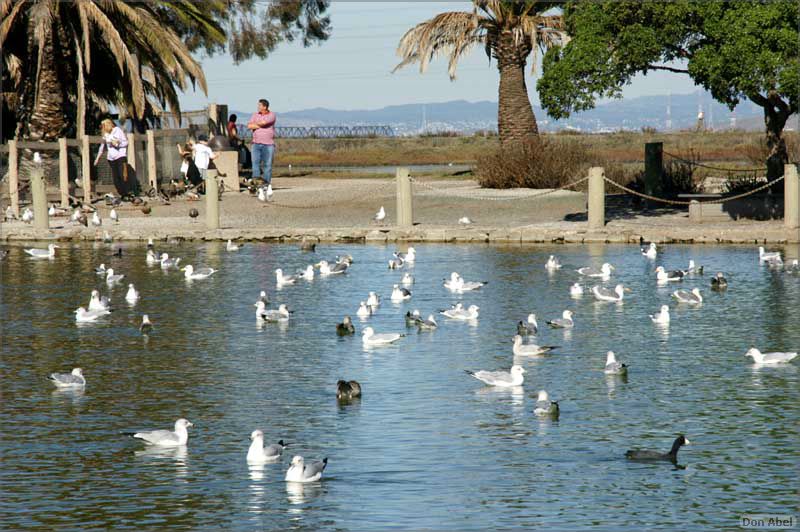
[193,135,218,180]
[176,140,202,187]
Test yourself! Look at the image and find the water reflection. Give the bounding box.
[134,445,189,478]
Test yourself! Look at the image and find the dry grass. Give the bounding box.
[271,130,770,168]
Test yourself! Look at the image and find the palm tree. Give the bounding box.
[394,0,567,143]
[0,0,221,141]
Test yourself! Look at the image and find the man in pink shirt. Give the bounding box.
[247,99,276,184]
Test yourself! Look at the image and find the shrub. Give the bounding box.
[476,138,595,189]
[742,135,800,166]
[722,174,766,196]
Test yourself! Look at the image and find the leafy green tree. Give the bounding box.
[537,1,799,182]
[0,0,330,142]
[394,0,567,144]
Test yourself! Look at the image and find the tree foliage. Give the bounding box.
[536,1,799,179]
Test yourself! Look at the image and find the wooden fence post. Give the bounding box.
[31,160,49,230]
[205,169,220,230]
[644,142,663,205]
[785,163,799,230]
[146,130,157,191]
[588,167,606,229]
[396,167,413,228]
[81,135,92,205]
[127,133,136,172]
[8,139,19,217]
[59,137,69,207]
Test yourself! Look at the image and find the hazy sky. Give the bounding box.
[178,1,701,114]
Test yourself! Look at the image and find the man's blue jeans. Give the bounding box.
[252,143,275,183]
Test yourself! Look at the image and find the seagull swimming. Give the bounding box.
[139,314,153,335]
[390,284,412,301]
[88,290,111,312]
[401,273,414,285]
[649,305,670,324]
[545,255,562,271]
[24,244,59,259]
[642,242,657,259]
[146,249,161,265]
[758,246,782,262]
[125,284,139,303]
[160,253,181,270]
[366,292,381,307]
[517,314,538,336]
[105,268,124,285]
[285,455,328,483]
[465,365,525,387]
[226,239,241,251]
[357,301,372,318]
[297,265,315,281]
[744,347,797,365]
[49,368,85,388]
[75,306,110,323]
[319,260,348,275]
[128,418,193,447]
[95,263,108,275]
[592,284,625,302]
[710,272,728,289]
[247,431,286,464]
[255,302,292,322]
[655,266,685,283]
[547,310,574,328]
[512,335,556,356]
[672,288,703,304]
[570,283,584,297]
[440,304,479,320]
[362,326,403,346]
[604,351,628,375]
[181,265,216,280]
[577,263,614,279]
[443,272,486,292]
[533,390,560,417]
[416,314,438,330]
[394,247,416,264]
[275,268,297,285]
[686,260,704,275]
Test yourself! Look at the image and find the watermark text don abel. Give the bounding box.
[740,515,797,529]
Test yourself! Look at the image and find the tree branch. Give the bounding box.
[647,64,689,74]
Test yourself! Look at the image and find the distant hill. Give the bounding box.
[234,93,795,134]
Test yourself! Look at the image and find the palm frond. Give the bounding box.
[0,0,27,46]
[394,11,485,80]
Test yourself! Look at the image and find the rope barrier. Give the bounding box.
[602,174,785,206]
[662,151,763,173]
[409,175,589,201]
[266,180,396,209]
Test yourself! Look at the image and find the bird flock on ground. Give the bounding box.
[17,236,800,480]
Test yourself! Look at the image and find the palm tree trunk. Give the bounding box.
[27,25,68,141]
[495,31,538,144]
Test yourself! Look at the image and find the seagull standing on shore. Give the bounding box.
[110,208,119,224]
[374,206,386,224]
[91,211,102,227]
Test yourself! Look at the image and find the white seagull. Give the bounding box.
[255,302,292,322]
[570,283,584,297]
[88,290,111,312]
[91,211,102,227]
[356,301,372,318]
[160,253,181,270]
[642,242,657,259]
[125,284,139,303]
[604,351,628,375]
[465,365,525,387]
[182,265,216,280]
[105,268,124,285]
[22,207,34,223]
[366,292,381,307]
[517,314,538,336]
[547,310,574,328]
[95,263,107,275]
[390,284,412,301]
[285,455,328,483]
[744,347,797,365]
[319,260,348,276]
[374,206,386,223]
[577,263,614,279]
[401,273,414,285]
[275,268,297,285]
[24,244,59,259]
[75,306,110,323]
[49,368,86,388]
[146,249,160,265]
[458,216,473,225]
[110,208,119,224]
[227,239,241,251]
[545,255,562,271]
[129,418,193,447]
[533,390,560,417]
[758,246,782,262]
[362,326,403,346]
[266,184,274,201]
[440,304,479,320]
[394,247,416,264]
[672,288,703,304]
[247,430,287,464]
[592,284,625,302]
[512,335,556,356]
[649,305,670,324]
[655,266,685,283]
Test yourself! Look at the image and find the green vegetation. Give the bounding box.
[393,0,566,143]
[0,1,330,142]
[538,1,800,183]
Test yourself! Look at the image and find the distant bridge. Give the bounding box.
[238,125,396,139]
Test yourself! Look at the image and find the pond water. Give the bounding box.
[1,243,798,530]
